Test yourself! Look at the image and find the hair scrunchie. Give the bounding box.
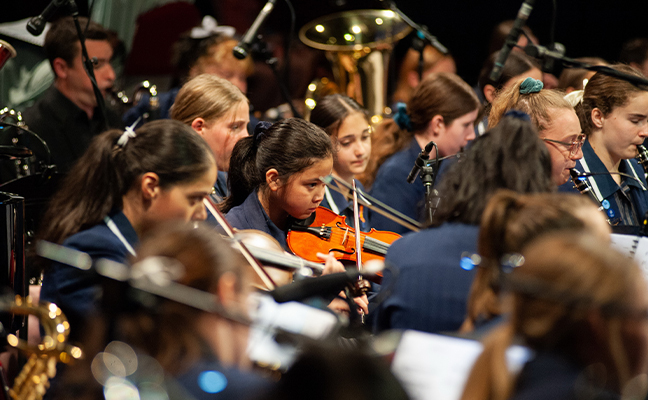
[393,102,413,131]
[504,109,531,122]
[116,120,138,148]
[519,77,543,94]
[253,121,272,145]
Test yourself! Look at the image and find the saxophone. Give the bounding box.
[637,145,648,177]
[4,295,82,400]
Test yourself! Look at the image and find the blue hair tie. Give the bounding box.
[504,109,531,122]
[519,77,543,94]
[253,121,272,144]
[393,102,412,131]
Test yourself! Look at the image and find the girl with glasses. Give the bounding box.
[559,65,648,227]
[489,77,584,187]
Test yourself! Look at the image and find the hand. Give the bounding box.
[317,252,345,275]
[327,291,369,317]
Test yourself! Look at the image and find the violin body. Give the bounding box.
[287,206,401,264]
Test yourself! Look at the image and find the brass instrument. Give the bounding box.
[108,80,159,122]
[0,40,16,71]
[5,295,82,400]
[299,10,411,120]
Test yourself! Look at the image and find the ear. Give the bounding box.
[265,168,281,191]
[483,84,496,103]
[407,70,420,89]
[216,271,239,307]
[190,118,206,134]
[591,108,605,129]
[427,115,445,138]
[52,58,68,80]
[140,172,161,201]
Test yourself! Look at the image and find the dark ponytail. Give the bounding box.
[222,118,333,213]
[39,120,215,244]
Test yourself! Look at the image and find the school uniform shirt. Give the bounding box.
[558,140,648,227]
[373,223,479,334]
[225,190,290,251]
[369,138,425,234]
[40,210,138,341]
[320,180,369,232]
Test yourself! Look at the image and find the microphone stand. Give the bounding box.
[420,161,439,226]
[380,0,448,56]
[525,43,648,88]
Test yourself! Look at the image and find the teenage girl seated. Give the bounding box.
[38,120,216,339]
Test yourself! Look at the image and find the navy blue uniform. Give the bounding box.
[370,138,425,234]
[225,190,290,251]
[40,210,138,339]
[559,140,648,226]
[373,223,479,334]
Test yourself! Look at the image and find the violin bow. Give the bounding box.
[203,197,277,290]
[352,179,362,272]
[320,175,422,232]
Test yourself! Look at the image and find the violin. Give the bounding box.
[287,206,401,269]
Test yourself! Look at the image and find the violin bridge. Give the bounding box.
[342,227,349,245]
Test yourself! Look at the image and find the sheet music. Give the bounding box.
[610,233,648,279]
[390,330,531,400]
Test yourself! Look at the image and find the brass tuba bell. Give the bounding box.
[300,10,411,119]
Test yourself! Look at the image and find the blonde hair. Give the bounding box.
[170,73,247,125]
[461,232,644,400]
[488,79,573,132]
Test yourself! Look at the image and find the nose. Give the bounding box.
[466,126,476,142]
[354,141,366,157]
[232,76,247,94]
[570,146,584,160]
[639,125,648,138]
[101,64,116,88]
[193,202,208,221]
[313,185,325,204]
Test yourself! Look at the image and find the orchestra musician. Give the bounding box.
[222,118,368,316]
[461,190,611,333]
[309,94,372,231]
[373,112,554,335]
[460,232,648,400]
[23,16,123,174]
[488,77,584,186]
[365,72,480,234]
[558,65,648,227]
[170,73,250,202]
[37,120,216,340]
[50,222,273,400]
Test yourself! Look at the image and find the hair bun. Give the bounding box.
[519,77,544,94]
[253,121,272,144]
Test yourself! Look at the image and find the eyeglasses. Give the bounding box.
[541,134,586,157]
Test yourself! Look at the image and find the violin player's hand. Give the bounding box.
[327,291,369,317]
[317,252,345,275]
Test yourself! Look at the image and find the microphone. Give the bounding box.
[407,141,436,184]
[233,0,277,60]
[489,0,536,82]
[26,0,70,36]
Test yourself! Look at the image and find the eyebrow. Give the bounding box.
[628,113,648,119]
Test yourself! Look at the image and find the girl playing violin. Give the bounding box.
[310,94,372,231]
[223,118,368,316]
[222,118,334,250]
[38,120,217,339]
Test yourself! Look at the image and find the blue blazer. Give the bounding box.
[225,190,290,251]
[40,211,138,339]
[373,223,479,334]
[369,138,425,234]
[559,140,648,226]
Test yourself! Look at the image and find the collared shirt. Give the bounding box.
[40,210,138,340]
[559,139,648,227]
[225,190,290,251]
[22,85,123,174]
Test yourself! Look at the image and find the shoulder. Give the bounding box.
[64,223,130,263]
